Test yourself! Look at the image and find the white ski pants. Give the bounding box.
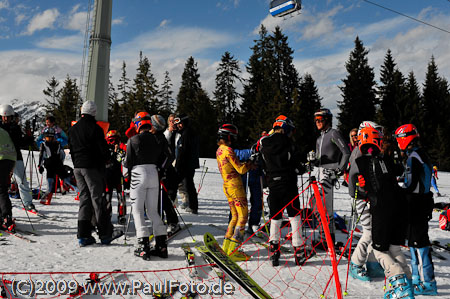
[130,164,166,238]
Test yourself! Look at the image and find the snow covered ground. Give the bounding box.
[1,151,449,298]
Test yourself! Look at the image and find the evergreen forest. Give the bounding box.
[42,26,450,170]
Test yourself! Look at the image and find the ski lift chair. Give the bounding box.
[269,0,302,17]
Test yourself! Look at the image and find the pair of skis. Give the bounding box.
[181,233,271,298]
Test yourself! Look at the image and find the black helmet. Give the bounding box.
[218,124,238,142]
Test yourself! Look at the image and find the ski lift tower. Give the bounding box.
[84,0,112,123]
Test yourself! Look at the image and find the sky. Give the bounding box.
[0,0,449,115]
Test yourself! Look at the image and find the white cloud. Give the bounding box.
[114,26,239,61]
[65,11,88,31]
[23,8,60,35]
[35,34,84,51]
[159,19,170,28]
[112,17,124,25]
[0,0,9,10]
[0,50,81,104]
[15,13,26,25]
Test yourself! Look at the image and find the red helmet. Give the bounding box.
[394,124,419,150]
[218,124,238,142]
[359,127,383,152]
[133,112,152,132]
[106,130,120,144]
[273,115,295,134]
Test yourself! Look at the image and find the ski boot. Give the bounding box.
[78,236,96,247]
[222,238,231,253]
[413,280,437,296]
[294,246,310,266]
[366,261,385,278]
[167,223,181,237]
[269,241,281,266]
[149,235,168,258]
[135,237,151,261]
[350,262,371,281]
[384,274,415,299]
[101,229,124,245]
[40,192,53,205]
[227,238,250,262]
[25,203,37,213]
[1,215,16,232]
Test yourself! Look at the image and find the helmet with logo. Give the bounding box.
[43,127,56,138]
[359,127,383,152]
[133,112,152,132]
[394,124,419,150]
[357,120,383,142]
[218,124,238,142]
[314,108,332,120]
[0,104,15,117]
[273,115,295,135]
[106,130,120,144]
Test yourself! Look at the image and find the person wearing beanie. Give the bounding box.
[69,101,118,247]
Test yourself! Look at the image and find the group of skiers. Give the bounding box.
[0,100,441,298]
[214,108,438,299]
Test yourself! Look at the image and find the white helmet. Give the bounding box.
[358,121,383,141]
[0,104,14,117]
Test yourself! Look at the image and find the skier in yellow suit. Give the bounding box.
[216,124,253,261]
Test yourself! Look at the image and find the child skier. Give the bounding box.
[216,124,252,261]
[349,126,413,299]
[395,124,437,296]
[105,130,127,225]
[124,112,168,261]
[38,127,78,205]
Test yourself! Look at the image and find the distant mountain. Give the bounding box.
[11,99,47,136]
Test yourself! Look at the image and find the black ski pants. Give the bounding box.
[0,160,15,218]
[75,168,113,240]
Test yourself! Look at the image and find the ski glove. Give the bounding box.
[39,165,45,174]
[357,175,366,188]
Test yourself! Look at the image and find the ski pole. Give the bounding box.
[197,160,206,192]
[197,166,208,194]
[124,204,133,245]
[36,173,44,200]
[160,181,196,242]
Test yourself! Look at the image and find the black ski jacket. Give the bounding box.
[68,115,109,169]
[259,132,303,186]
[174,126,199,177]
[353,154,406,251]
[124,131,165,170]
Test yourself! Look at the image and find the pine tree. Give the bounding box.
[128,52,160,115]
[213,51,241,124]
[50,75,79,133]
[177,56,217,157]
[240,25,299,143]
[422,57,450,169]
[240,25,274,143]
[338,36,377,136]
[377,50,406,132]
[43,76,61,115]
[291,73,322,157]
[108,75,122,133]
[401,71,422,125]
[116,61,132,136]
[159,71,174,118]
